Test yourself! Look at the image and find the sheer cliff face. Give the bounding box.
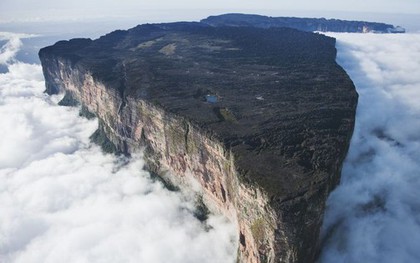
[39,23,357,263]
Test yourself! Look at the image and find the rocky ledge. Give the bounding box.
[39,19,357,263]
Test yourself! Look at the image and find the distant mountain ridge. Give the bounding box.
[201,13,405,33]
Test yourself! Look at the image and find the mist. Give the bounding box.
[320,33,420,263]
[0,33,237,263]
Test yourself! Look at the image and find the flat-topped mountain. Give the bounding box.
[39,18,357,263]
[202,13,405,33]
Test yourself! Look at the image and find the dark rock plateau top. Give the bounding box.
[40,22,357,198]
[39,14,363,262]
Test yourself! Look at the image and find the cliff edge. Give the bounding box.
[39,21,357,263]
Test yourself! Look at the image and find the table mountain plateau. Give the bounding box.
[38,15,367,263]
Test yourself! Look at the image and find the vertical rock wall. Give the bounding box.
[40,25,357,263]
[41,58,279,262]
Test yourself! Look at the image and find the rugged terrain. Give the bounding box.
[39,19,358,263]
[202,13,405,33]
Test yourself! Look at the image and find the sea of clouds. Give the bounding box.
[1,29,420,263]
[0,33,237,263]
[320,33,420,263]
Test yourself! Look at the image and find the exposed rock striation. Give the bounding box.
[39,21,357,263]
[202,13,405,33]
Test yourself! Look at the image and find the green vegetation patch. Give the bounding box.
[79,105,96,119]
[251,217,266,245]
[214,107,238,123]
[193,195,210,222]
[58,92,79,106]
[90,123,117,154]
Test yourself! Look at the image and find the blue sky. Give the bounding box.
[1,0,420,23]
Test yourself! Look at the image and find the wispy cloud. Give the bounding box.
[320,33,420,263]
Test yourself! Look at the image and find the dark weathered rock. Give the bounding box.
[39,20,357,263]
[202,13,405,33]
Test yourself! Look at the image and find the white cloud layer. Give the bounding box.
[320,33,420,263]
[3,29,420,263]
[0,33,236,263]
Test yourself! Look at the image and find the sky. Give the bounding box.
[1,0,420,24]
[1,0,420,38]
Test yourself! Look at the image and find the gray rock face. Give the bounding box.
[39,21,357,263]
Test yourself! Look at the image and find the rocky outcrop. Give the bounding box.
[201,13,405,33]
[39,22,357,263]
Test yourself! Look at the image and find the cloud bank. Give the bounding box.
[0,32,36,65]
[320,33,420,263]
[0,33,236,263]
[3,29,419,263]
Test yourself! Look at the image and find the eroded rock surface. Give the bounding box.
[39,21,357,263]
